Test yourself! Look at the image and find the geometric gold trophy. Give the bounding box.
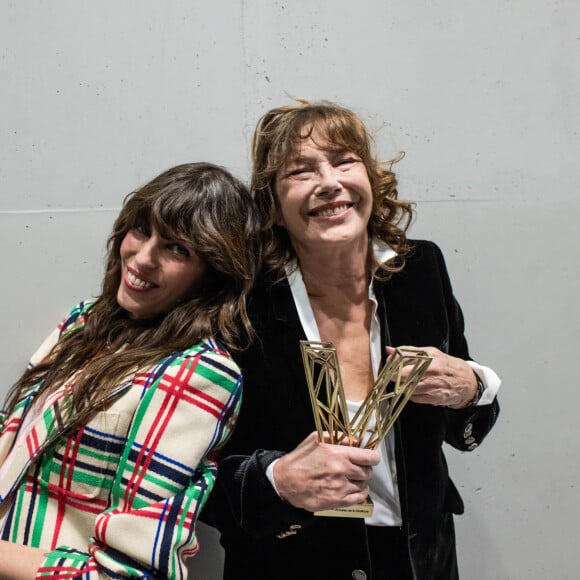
[299,340,432,518]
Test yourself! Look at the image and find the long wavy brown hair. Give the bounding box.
[250,98,415,281]
[4,162,261,435]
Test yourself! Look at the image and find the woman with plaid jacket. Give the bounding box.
[0,162,261,578]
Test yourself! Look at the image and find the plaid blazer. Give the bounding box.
[0,301,242,579]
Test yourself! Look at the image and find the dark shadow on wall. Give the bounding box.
[187,521,225,579]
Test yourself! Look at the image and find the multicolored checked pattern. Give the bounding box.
[0,301,242,579]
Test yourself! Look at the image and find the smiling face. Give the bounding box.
[274,128,374,256]
[116,226,207,319]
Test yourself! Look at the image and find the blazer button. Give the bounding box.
[351,570,368,580]
[468,442,479,450]
[463,423,473,437]
[275,524,303,539]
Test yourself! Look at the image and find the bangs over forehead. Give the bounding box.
[301,114,369,156]
[124,184,200,242]
[266,106,371,172]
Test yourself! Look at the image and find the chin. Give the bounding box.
[116,296,138,319]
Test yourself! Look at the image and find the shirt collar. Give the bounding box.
[372,238,396,269]
[286,238,396,342]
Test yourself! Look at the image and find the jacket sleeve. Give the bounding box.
[37,346,242,580]
[211,449,318,539]
[426,241,500,450]
[444,401,500,452]
[27,301,92,369]
[0,302,91,437]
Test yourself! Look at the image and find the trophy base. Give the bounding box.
[314,496,374,518]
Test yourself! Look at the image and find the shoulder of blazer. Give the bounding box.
[59,300,94,336]
[374,239,448,297]
[247,276,296,326]
[404,239,445,268]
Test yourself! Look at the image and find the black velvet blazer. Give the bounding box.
[203,239,500,580]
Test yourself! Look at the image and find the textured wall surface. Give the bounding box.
[2,2,578,578]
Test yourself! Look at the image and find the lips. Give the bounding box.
[308,203,353,217]
[126,268,156,289]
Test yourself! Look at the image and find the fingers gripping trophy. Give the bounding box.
[300,340,432,518]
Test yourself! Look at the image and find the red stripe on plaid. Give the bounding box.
[43,484,107,514]
[2,417,21,433]
[100,503,194,526]
[53,435,80,548]
[121,360,196,508]
[151,358,231,419]
[155,380,229,419]
[25,427,41,458]
[38,564,100,578]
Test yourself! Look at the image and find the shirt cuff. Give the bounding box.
[466,361,501,406]
[265,458,283,497]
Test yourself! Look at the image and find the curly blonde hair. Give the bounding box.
[250,98,415,280]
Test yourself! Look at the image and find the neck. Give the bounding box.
[296,240,370,298]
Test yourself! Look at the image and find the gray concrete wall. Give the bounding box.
[1,2,578,578]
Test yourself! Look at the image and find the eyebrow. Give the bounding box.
[286,147,354,164]
[286,155,312,165]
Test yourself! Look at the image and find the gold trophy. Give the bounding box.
[299,340,432,518]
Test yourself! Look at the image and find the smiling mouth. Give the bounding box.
[309,203,353,217]
[127,270,156,289]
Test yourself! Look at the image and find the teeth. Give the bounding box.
[127,271,154,288]
[312,204,349,217]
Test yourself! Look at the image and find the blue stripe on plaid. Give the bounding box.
[199,350,243,383]
[50,451,118,483]
[125,448,194,488]
[23,461,43,545]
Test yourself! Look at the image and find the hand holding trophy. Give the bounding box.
[300,340,432,518]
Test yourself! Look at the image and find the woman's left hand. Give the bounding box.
[386,346,478,409]
[0,539,47,578]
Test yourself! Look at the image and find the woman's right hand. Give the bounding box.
[272,432,380,512]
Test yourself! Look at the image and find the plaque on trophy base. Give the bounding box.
[313,496,375,518]
[300,341,431,518]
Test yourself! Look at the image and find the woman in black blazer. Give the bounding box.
[203,99,500,580]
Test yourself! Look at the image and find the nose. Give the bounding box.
[134,236,160,268]
[316,164,341,195]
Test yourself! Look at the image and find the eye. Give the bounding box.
[287,166,311,176]
[168,242,192,258]
[132,225,150,238]
[336,156,359,169]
